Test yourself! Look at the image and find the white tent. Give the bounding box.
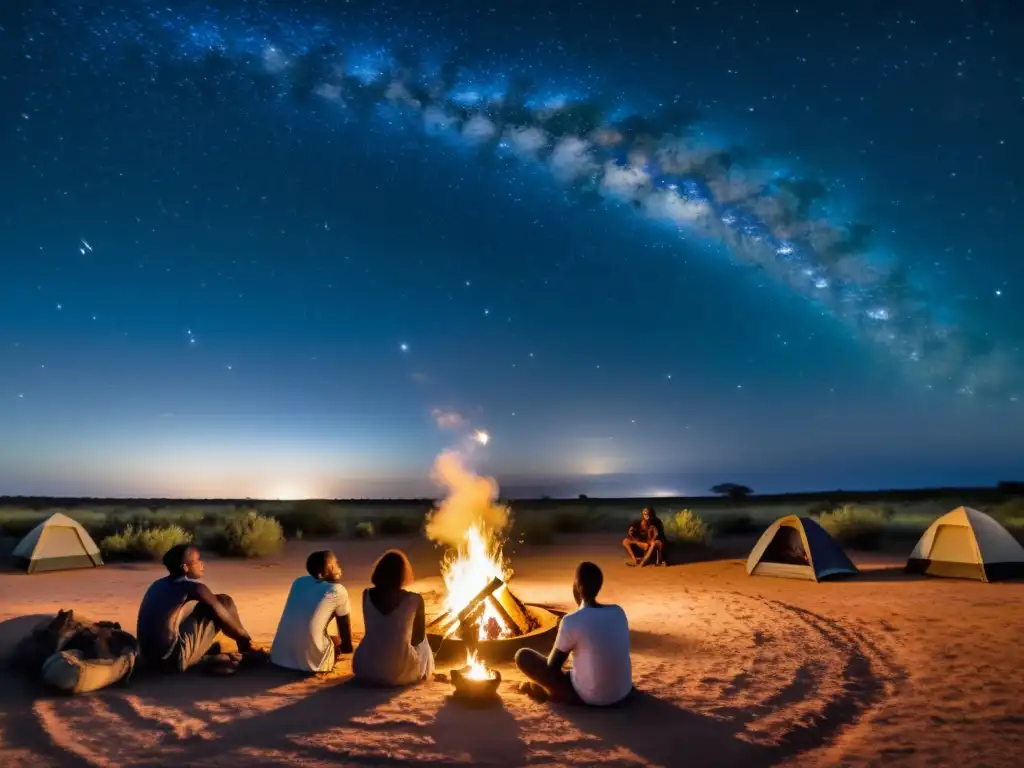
[12,513,104,574]
[905,506,1024,582]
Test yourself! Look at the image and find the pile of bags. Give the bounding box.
[9,609,139,694]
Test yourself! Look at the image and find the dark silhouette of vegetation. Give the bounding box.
[710,483,754,499]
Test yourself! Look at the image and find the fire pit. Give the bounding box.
[426,524,559,663]
[450,651,502,700]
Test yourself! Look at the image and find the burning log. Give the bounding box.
[492,583,536,633]
[428,575,534,641]
[458,577,502,625]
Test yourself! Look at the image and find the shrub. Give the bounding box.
[708,513,758,536]
[988,497,1024,525]
[376,515,420,536]
[211,511,284,558]
[817,505,888,549]
[354,521,375,539]
[552,510,595,533]
[513,516,556,545]
[276,501,345,537]
[804,500,834,517]
[100,524,192,561]
[663,510,710,544]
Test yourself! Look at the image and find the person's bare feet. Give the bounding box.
[517,682,548,702]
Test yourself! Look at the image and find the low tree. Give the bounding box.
[710,483,753,499]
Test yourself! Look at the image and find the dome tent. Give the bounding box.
[746,515,858,581]
[12,513,104,574]
[905,506,1024,582]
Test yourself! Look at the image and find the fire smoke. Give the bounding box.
[425,450,509,548]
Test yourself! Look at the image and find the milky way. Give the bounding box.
[21,1,1018,398]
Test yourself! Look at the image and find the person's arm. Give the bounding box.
[334,615,353,653]
[194,583,250,643]
[411,594,426,647]
[331,584,353,653]
[547,647,569,670]
[548,617,574,670]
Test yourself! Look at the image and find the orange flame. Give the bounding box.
[441,522,510,641]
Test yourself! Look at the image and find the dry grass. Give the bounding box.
[2,494,1022,552]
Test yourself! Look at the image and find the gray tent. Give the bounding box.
[906,506,1024,582]
[13,513,104,574]
[747,515,858,581]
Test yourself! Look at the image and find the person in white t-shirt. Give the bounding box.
[514,561,633,706]
[271,550,353,673]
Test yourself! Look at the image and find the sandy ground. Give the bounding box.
[0,533,1022,767]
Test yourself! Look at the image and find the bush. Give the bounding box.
[276,501,345,537]
[988,497,1024,525]
[552,510,596,533]
[376,515,421,536]
[210,511,284,558]
[663,510,710,544]
[804,500,834,517]
[513,516,556,545]
[354,521,375,539]
[100,524,192,561]
[708,513,758,536]
[817,505,888,549]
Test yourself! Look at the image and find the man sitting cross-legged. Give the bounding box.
[623,507,666,567]
[514,561,633,706]
[271,549,354,673]
[137,544,264,674]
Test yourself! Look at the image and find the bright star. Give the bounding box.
[400,342,409,352]
[474,429,490,445]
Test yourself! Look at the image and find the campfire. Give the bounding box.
[427,523,538,658]
[424,449,559,664]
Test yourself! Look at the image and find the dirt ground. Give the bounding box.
[0,533,1021,767]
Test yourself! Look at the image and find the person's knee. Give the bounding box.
[216,593,237,611]
[514,648,540,674]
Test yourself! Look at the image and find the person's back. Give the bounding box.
[351,549,433,687]
[271,575,350,673]
[352,588,421,685]
[558,602,632,706]
[137,575,202,663]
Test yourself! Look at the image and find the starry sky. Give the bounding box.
[1,0,1022,500]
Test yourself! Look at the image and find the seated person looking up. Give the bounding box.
[137,544,258,673]
[514,561,633,706]
[623,507,666,566]
[352,549,435,686]
[271,549,353,673]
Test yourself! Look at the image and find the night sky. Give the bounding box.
[1,0,1022,499]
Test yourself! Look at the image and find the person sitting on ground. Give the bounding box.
[271,549,354,673]
[137,544,264,674]
[515,561,633,706]
[623,507,666,566]
[352,549,435,687]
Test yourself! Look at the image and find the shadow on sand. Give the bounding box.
[555,689,774,768]
[427,692,529,766]
[847,566,928,583]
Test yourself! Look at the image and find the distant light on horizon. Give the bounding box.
[644,487,683,498]
[269,485,314,501]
